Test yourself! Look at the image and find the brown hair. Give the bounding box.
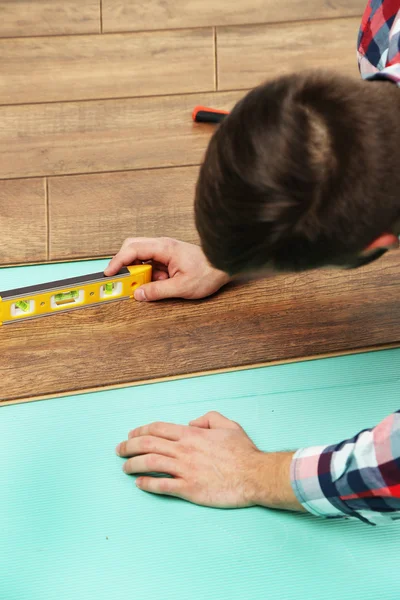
[195,71,400,274]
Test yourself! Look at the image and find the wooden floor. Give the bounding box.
[2,0,396,404]
[0,0,363,266]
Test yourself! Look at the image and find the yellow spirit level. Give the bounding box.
[0,264,151,325]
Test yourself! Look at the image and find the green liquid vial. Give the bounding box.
[15,300,30,312]
[54,290,79,304]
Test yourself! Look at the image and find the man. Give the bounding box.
[109,0,400,525]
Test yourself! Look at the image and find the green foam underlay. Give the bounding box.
[1,260,399,600]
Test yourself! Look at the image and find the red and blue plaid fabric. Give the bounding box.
[358,0,400,83]
[291,411,400,524]
[290,1,400,526]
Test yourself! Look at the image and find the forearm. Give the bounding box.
[252,410,400,525]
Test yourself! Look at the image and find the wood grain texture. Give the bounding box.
[0,0,99,38]
[0,178,46,265]
[4,343,400,405]
[0,29,214,105]
[48,167,199,260]
[218,18,360,89]
[102,0,366,32]
[1,251,400,402]
[0,91,242,180]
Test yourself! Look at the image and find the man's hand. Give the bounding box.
[104,237,230,301]
[115,411,304,512]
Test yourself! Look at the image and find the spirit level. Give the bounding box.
[0,264,151,326]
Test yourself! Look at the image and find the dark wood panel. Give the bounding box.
[0,178,46,265]
[0,0,99,38]
[48,167,199,260]
[0,91,242,180]
[218,18,360,90]
[0,29,214,105]
[103,0,365,32]
[1,251,400,401]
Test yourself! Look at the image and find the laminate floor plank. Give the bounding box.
[0,29,214,105]
[102,0,365,32]
[0,178,46,265]
[217,18,360,90]
[48,167,199,260]
[1,252,399,401]
[0,91,243,180]
[0,0,99,38]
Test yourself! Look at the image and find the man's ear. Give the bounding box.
[364,233,399,253]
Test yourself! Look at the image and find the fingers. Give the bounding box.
[123,453,180,476]
[136,476,185,498]
[104,237,175,276]
[189,411,241,430]
[188,415,210,429]
[128,421,186,441]
[116,435,176,458]
[153,270,169,281]
[133,277,186,302]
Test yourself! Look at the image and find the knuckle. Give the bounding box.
[145,454,159,470]
[150,283,161,298]
[159,479,173,493]
[175,441,189,455]
[161,236,176,249]
[184,482,195,497]
[150,422,163,435]
[129,427,140,439]
[140,436,153,452]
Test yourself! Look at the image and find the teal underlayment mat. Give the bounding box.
[0,258,110,290]
[1,261,400,600]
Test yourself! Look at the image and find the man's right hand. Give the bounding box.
[104,237,230,302]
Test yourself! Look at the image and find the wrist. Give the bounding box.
[250,451,305,512]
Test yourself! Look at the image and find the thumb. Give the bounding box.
[189,411,240,430]
[134,278,182,302]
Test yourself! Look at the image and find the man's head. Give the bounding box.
[195,72,400,277]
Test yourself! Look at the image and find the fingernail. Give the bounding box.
[134,288,146,301]
[115,443,121,455]
[136,478,142,486]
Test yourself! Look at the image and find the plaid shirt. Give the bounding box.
[358,0,400,84]
[291,411,400,525]
[290,1,400,525]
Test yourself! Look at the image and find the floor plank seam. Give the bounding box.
[0,14,364,42]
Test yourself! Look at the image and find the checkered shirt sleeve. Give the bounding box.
[358,0,400,85]
[290,411,400,525]
[291,2,400,526]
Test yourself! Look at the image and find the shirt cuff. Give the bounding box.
[290,446,347,519]
[364,64,400,85]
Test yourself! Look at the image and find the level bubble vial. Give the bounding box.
[51,289,84,309]
[100,281,122,299]
[11,299,34,317]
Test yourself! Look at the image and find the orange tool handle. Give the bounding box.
[192,106,229,124]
